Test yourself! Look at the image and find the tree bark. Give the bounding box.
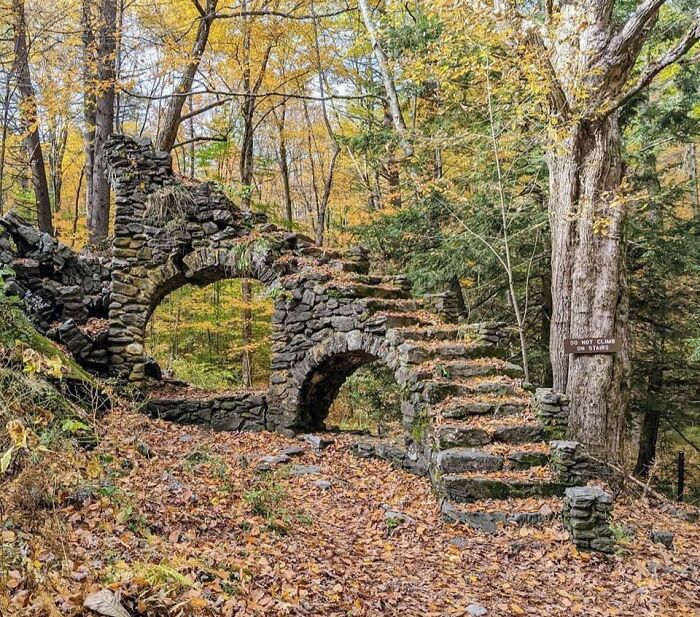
[156,0,218,152]
[548,115,630,455]
[12,0,53,234]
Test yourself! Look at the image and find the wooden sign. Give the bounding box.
[565,337,620,354]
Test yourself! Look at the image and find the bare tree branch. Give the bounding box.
[123,87,381,102]
[179,97,228,121]
[215,7,356,20]
[607,0,667,60]
[606,19,700,114]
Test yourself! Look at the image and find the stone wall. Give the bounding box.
[549,440,591,485]
[534,388,570,431]
[102,135,516,439]
[1,135,516,447]
[147,391,267,432]
[0,212,112,370]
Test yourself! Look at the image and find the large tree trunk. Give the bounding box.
[12,0,53,235]
[548,114,630,456]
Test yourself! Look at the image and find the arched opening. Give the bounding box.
[145,278,273,394]
[297,344,403,435]
[327,362,403,435]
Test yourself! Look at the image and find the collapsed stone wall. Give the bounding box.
[0,212,112,370]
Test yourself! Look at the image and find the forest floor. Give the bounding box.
[2,407,699,617]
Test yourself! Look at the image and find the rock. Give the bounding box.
[256,454,291,472]
[315,480,332,491]
[649,530,673,549]
[135,440,153,458]
[384,509,414,526]
[299,434,334,450]
[467,603,488,616]
[281,445,305,457]
[291,465,322,476]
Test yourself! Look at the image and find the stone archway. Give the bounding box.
[290,332,405,431]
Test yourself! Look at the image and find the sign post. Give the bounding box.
[564,337,620,355]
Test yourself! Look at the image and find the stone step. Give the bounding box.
[436,445,550,474]
[364,312,435,332]
[419,379,521,404]
[360,297,425,314]
[400,339,507,364]
[441,498,560,532]
[330,282,410,300]
[436,397,531,420]
[441,472,566,503]
[435,360,524,381]
[433,419,546,449]
[385,325,467,346]
[484,443,551,470]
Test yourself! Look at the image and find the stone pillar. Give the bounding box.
[535,388,569,432]
[549,440,590,485]
[563,486,614,553]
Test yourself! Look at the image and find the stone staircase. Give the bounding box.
[349,305,569,531]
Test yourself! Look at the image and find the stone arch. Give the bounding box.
[142,247,282,324]
[288,332,408,431]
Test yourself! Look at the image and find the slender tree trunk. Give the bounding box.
[156,0,218,152]
[634,365,663,476]
[275,104,293,227]
[685,142,699,217]
[382,102,401,209]
[241,279,253,387]
[548,115,630,456]
[90,0,116,243]
[49,121,68,210]
[11,0,53,235]
[0,73,11,215]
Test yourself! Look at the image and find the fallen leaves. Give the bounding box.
[1,407,699,616]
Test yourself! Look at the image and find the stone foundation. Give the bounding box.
[563,486,614,553]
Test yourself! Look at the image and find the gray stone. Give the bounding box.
[255,454,291,473]
[291,465,322,476]
[649,530,673,549]
[299,434,334,450]
[467,604,488,617]
[281,445,305,457]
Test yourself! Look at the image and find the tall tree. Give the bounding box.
[83,0,117,244]
[499,1,700,456]
[11,0,53,234]
[156,0,219,152]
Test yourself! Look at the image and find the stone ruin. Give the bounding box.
[0,134,609,537]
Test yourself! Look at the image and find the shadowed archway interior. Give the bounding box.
[298,349,381,430]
